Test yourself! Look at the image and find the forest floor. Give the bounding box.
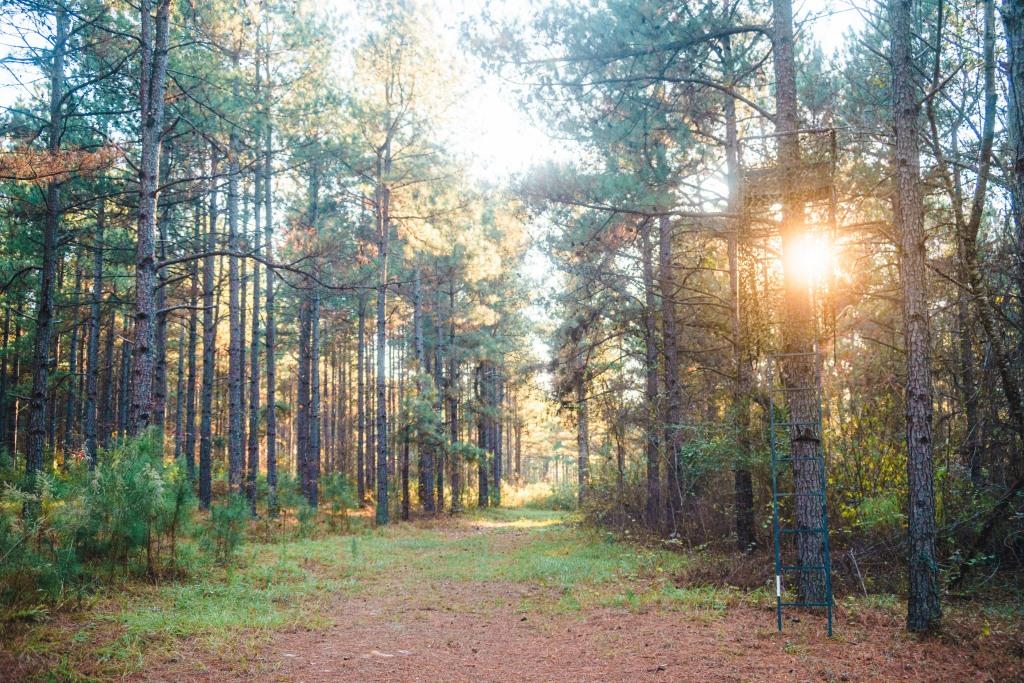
[2,507,1022,682]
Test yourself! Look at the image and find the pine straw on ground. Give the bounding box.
[2,509,1022,682]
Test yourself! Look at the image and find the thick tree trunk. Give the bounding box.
[128,0,170,435]
[890,0,942,632]
[772,0,826,601]
[1004,0,1024,298]
[226,97,244,494]
[26,5,67,484]
[152,147,171,438]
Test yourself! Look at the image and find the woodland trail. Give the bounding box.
[5,508,1018,682]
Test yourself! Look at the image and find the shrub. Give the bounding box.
[203,494,249,566]
[321,473,358,531]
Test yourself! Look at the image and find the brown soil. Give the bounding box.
[5,515,1023,682]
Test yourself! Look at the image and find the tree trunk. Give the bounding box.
[199,152,219,510]
[723,45,756,549]
[84,201,104,467]
[576,373,590,508]
[128,0,170,435]
[62,265,82,462]
[640,219,661,528]
[296,291,312,500]
[356,291,367,505]
[263,71,278,514]
[26,5,68,485]
[447,281,461,513]
[226,85,244,494]
[658,214,683,533]
[772,0,826,601]
[375,146,391,525]
[890,0,942,632]
[184,205,200,481]
[309,291,321,507]
[247,177,262,512]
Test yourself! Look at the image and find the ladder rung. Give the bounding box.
[780,601,832,608]
[781,565,827,571]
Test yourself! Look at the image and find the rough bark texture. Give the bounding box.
[576,374,590,508]
[890,0,942,632]
[128,0,170,435]
[658,214,683,532]
[247,179,262,512]
[375,148,391,525]
[199,154,219,510]
[26,6,67,484]
[84,202,104,467]
[357,292,367,505]
[184,206,200,481]
[227,96,244,494]
[263,86,278,513]
[771,0,826,601]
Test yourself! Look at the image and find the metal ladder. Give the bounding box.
[769,351,834,636]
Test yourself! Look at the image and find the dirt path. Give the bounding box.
[3,510,1020,681]
[126,512,1018,683]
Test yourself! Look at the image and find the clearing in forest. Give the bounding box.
[2,508,1020,682]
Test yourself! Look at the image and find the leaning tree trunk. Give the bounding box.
[1004,0,1024,299]
[890,0,942,632]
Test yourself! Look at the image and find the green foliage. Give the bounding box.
[522,481,577,511]
[321,473,358,531]
[0,434,194,616]
[202,495,249,567]
[855,493,905,532]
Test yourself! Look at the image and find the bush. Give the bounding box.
[321,473,358,531]
[203,494,249,566]
[0,432,195,615]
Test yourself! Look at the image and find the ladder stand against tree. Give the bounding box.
[769,351,835,637]
[741,128,839,637]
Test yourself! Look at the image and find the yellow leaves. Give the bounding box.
[0,146,120,185]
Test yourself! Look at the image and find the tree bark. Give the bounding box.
[772,0,826,601]
[890,0,942,632]
[199,152,219,510]
[357,290,367,505]
[640,219,661,528]
[658,214,683,533]
[84,201,104,467]
[128,0,170,435]
[26,4,67,484]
